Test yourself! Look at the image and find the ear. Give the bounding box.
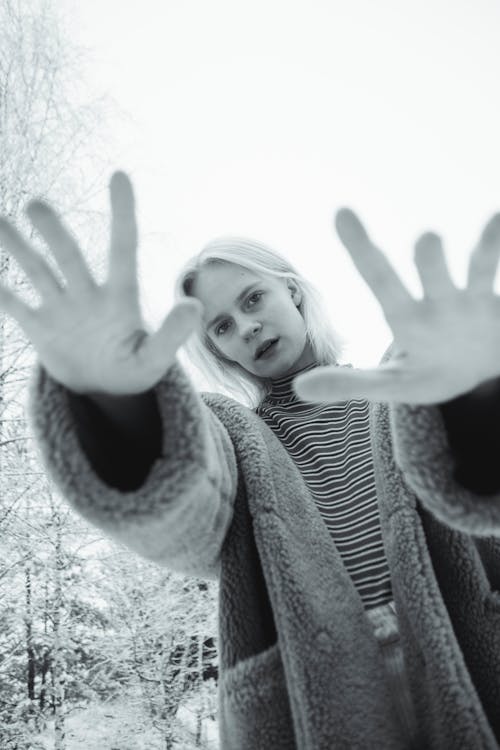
[286,278,302,306]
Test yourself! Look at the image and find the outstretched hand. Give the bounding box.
[293,208,500,405]
[0,171,203,396]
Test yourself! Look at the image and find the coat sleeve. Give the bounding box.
[382,342,500,537]
[26,358,239,579]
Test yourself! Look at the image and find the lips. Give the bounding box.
[255,337,279,360]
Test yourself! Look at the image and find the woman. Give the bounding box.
[2,171,500,748]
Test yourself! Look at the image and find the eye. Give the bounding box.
[247,291,263,307]
[216,320,230,336]
[215,292,263,336]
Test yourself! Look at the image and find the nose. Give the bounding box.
[242,320,262,341]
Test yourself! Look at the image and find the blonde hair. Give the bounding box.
[174,236,348,408]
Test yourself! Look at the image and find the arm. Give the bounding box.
[291,207,500,536]
[66,388,163,492]
[28,358,238,579]
[438,378,500,496]
[0,173,235,573]
[379,338,500,536]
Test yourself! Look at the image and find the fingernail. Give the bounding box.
[482,215,500,244]
[415,232,441,252]
[110,171,130,187]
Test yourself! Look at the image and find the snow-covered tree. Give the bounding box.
[0,0,111,747]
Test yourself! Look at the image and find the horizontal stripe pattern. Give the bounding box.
[255,361,393,610]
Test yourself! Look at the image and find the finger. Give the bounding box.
[334,208,414,321]
[107,171,139,297]
[413,232,455,299]
[137,299,203,376]
[292,364,408,403]
[0,217,63,299]
[26,201,96,291]
[466,212,500,293]
[0,279,37,333]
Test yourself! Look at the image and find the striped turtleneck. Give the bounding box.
[266,361,320,402]
[255,360,393,611]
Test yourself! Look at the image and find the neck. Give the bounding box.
[266,360,320,401]
[271,340,317,380]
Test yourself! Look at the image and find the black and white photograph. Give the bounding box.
[0,0,499,747]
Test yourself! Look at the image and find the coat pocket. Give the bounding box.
[218,639,297,750]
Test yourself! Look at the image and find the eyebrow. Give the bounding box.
[206,284,258,331]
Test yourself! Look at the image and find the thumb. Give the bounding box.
[293,364,402,403]
[141,298,204,372]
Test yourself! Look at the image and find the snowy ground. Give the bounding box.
[36,696,219,749]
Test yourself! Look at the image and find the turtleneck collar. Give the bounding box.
[265,360,321,402]
[261,360,354,405]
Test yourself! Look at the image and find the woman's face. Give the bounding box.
[191,262,316,379]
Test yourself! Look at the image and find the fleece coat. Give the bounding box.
[27,345,500,750]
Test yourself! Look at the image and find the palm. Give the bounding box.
[293,209,500,405]
[34,290,146,394]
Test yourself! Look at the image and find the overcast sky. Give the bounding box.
[60,0,500,387]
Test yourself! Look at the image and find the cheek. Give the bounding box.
[207,335,228,359]
[212,335,239,359]
[282,303,303,327]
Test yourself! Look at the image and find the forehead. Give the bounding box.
[193,263,266,302]
[194,263,262,294]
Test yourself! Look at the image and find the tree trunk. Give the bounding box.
[39,574,50,711]
[194,635,204,747]
[195,703,203,747]
[25,563,36,701]
[39,648,49,711]
[52,503,66,750]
